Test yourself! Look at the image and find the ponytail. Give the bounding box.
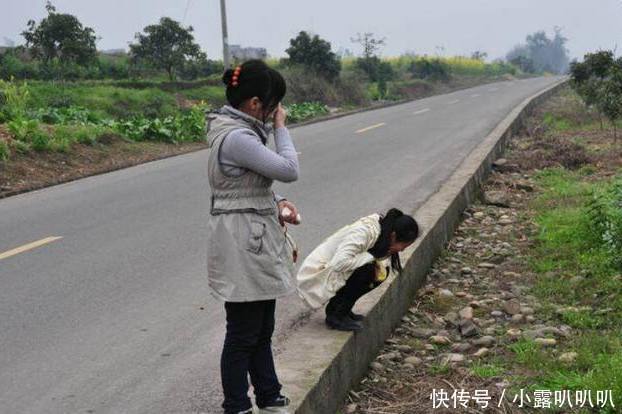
[368,208,419,273]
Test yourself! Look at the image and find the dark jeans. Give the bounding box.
[326,262,382,317]
[221,300,282,413]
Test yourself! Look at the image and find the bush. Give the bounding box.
[410,58,450,82]
[0,140,9,161]
[286,102,328,123]
[282,66,340,106]
[0,78,31,122]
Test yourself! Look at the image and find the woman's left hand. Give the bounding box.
[278,200,300,226]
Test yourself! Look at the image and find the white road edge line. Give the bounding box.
[0,236,63,261]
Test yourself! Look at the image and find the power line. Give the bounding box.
[182,0,193,23]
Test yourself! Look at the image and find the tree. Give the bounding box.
[471,51,488,61]
[129,17,205,81]
[571,51,622,141]
[285,31,341,81]
[506,28,570,74]
[21,1,97,66]
[351,32,386,61]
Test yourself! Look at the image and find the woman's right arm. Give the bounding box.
[220,128,299,182]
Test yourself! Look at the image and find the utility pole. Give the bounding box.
[220,0,230,69]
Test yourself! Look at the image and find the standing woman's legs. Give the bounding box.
[248,299,283,407]
[221,301,267,413]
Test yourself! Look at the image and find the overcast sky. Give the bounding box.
[2,0,622,61]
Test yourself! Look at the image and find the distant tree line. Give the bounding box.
[1,1,570,84]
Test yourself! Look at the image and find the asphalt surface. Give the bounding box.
[0,76,562,413]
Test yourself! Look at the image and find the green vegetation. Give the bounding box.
[571,50,622,139]
[501,89,622,412]
[285,102,328,123]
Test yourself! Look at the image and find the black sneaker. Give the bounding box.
[348,311,365,321]
[325,314,363,331]
[257,395,290,413]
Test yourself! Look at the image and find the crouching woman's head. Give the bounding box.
[369,208,420,272]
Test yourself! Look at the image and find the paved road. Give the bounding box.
[0,76,561,413]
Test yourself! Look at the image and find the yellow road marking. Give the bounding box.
[0,236,63,261]
[355,123,386,134]
[413,108,431,115]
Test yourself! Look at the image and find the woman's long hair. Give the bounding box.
[368,208,419,272]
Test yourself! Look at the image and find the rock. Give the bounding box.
[452,342,473,353]
[461,266,473,275]
[395,345,413,352]
[503,299,522,315]
[521,307,534,316]
[424,344,436,351]
[402,316,412,323]
[459,319,479,338]
[430,335,452,345]
[559,352,578,363]
[378,352,401,361]
[515,182,535,192]
[493,158,508,167]
[498,217,514,226]
[534,338,557,347]
[484,191,511,208]
[511,314,524,323]
[455,291,468,298]
[438,289,454,298]
[411,328,436,339]
[473,212,485,219]
[502,271,521,278]
[459,306,474,320]
[473,348,490,358]
[478,262,497,269]
[346,403,358,414]
[506,328,522,338]
[404,356,423,366]
[523,327,565,339]
[526,315,536,323]
[491,310,504,317]
[443,353,465,363]
[472,336,496,347]
[370,362,384,371]
[444,312,460,327]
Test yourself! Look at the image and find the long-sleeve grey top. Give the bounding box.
[219,126,299,182]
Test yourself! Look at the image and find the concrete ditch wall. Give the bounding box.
[275,78,569,414]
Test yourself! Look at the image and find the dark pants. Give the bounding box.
[326,263,382,317]
[221,300,282,413]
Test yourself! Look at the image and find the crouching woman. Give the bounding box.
[297,209,419,331]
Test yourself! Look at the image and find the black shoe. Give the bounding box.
[325,314,363,331]
[348,311,365,321]
[258,395,290,413]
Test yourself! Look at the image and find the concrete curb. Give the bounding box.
[276,78,569,414]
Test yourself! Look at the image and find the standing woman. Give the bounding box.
[206,60,299,414]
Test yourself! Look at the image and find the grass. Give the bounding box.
[27,82,180,120]
[470,360,506,379]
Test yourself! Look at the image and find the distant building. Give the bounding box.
[229,45,267,62]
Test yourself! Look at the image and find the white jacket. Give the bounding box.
[297,214,386,309]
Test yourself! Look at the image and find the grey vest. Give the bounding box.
[205,107,295,302]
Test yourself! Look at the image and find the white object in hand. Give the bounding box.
[281,207,302,224]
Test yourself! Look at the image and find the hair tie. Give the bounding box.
[231,66,241,87]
